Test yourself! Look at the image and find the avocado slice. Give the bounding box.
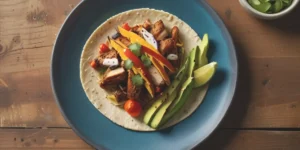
[149,90,178,128]
[143,58,189,125]
[148,49,196,128]
[169,48,196,110]
[188,48,197,77]
[151,77,193,128]
[196,34,209,69]
[160,77,194,126]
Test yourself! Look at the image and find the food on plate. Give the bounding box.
[194,62,217,88]
[80,8,217,131]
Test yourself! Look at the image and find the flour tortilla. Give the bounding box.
[80,8,208,131]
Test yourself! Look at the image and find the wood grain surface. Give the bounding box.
[0,128,92,150]
[1,128,300,150]
[0,0,300,149]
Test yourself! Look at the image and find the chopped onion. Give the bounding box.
[141,28,158,50]
[103,58,119,67]
[167,54,178,60]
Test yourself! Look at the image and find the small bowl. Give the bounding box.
[239,0,300,20]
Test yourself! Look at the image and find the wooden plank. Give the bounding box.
[198,129,300,150]
[0,68,68,127]
[0,128,92,149]
[206,0,300,58]
[0,0,80,127]
[205,0,300,128]
[1,128,300,150]
[0,0,80,73]
[221,57,300,128]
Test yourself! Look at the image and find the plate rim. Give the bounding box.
[50,0,238,149]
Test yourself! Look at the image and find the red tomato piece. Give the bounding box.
[90,60,98,69]
[99,44,110,53]
[122,23,131,31]
[124,99,142,117]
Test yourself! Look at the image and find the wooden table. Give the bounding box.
[0,0,300,149]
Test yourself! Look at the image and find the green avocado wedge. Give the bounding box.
[196,34,209,69]
[159,77,194,127]
[143,58,189,125]
[149,49,196,128]
[188,48,197,77]
[169,48,196,110]
[149,90,178,128]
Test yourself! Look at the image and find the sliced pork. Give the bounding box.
[100,67,127,88]
[127,70,142,100]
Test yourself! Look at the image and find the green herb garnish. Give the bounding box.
[124,59,133,70]
[141,55,152,67]
[131,74,144,86]
[129,43,141,57]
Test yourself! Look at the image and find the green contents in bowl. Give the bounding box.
[248,0,293,13]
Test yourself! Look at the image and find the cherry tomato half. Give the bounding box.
[90,60,98,69]
[124,99,142,117]
[99,44,110,53]
[122,23,131,31]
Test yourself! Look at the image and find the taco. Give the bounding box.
[80,8,208,131]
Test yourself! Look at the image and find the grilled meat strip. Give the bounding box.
[127,70,142,100]
[143,19,152,31]
[116,36,131,47]
[96,50,119,67]
[158,26,181,68]
[171,26,179,42]
[148,66,165,87]
[151,20,169,41]
[100,67,127,88]
[159,38,176,56]
[132,20,152,35]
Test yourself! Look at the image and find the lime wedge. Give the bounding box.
[193,62,217,88]
[197,34,209,69]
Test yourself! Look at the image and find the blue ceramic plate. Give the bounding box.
[51,0,237,149]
